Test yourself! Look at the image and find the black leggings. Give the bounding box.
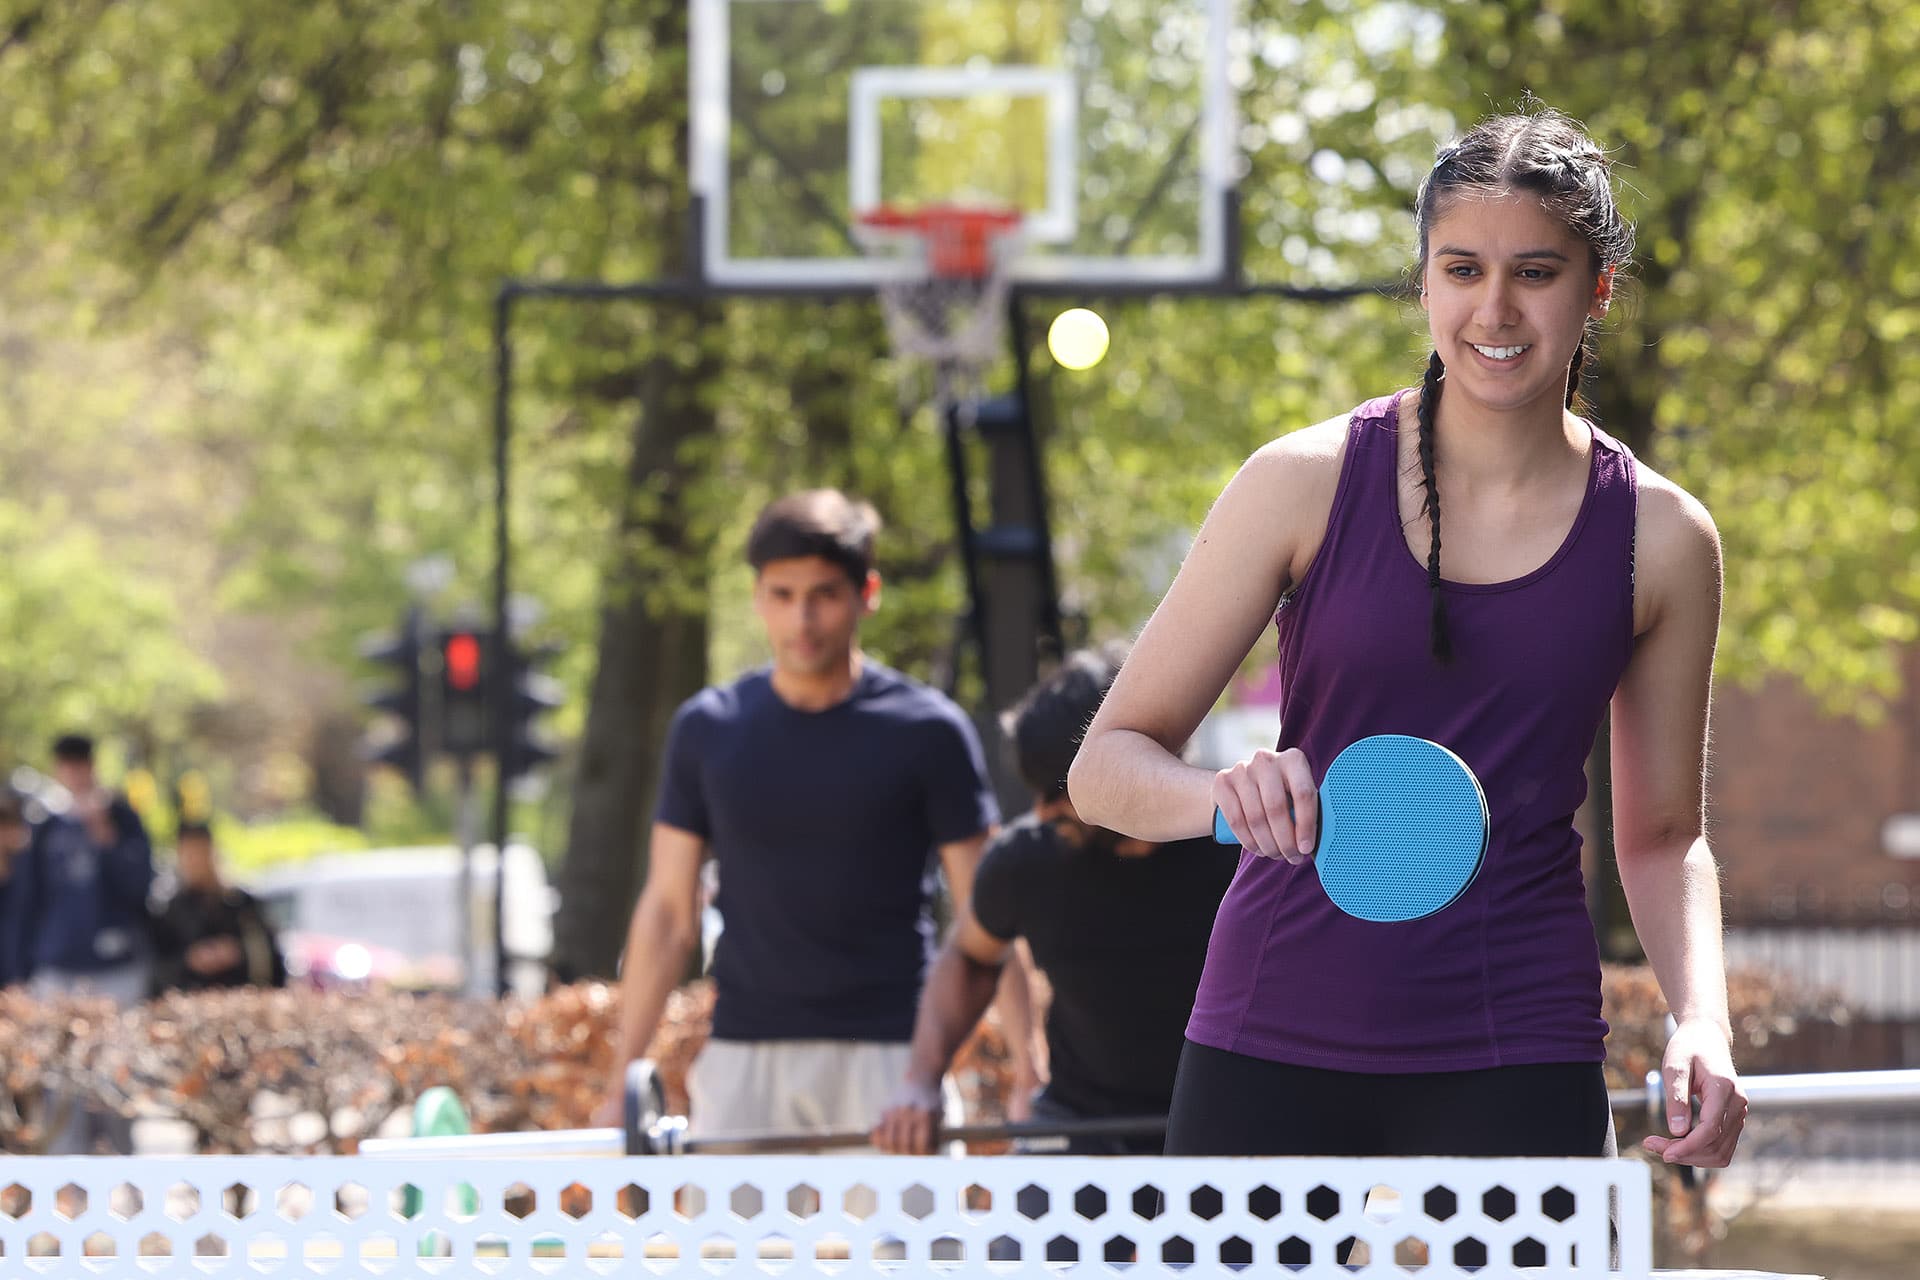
[1165,1040,1615,1157]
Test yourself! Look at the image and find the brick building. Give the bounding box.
[1691,665,1920,1032]
[1707,666,1920,922]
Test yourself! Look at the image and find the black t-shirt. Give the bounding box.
[971,816,1238,1116]
[655,662,998,1041]
[152,885,288,992]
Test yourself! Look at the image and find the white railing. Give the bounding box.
[1606,1067,1920,1118]
[0,1154,1647,1277]
[1676,1068,1920,1110]
[362,1068,1920,1162]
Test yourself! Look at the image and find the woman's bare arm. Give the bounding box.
[1070,418,1345,848]
[1610,471,1747,1169]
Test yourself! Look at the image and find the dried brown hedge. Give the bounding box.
[0,963,1852,1162]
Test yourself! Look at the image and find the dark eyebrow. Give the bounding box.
[1435,245,1572,262]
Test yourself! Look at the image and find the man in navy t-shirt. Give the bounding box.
[599,489,1030,1138]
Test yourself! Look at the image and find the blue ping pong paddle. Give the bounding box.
[1213,734,1488,922]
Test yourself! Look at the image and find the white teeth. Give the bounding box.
[1471,343,1531,360]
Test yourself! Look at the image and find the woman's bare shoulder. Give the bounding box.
[1241,410,1354,492]
[1631,462,1722,631]
[1224,407,1368,585]
[1635,465,1719,562]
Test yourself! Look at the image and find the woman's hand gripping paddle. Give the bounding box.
[1214,734,1488,922]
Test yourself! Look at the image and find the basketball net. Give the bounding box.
[856,205,1026,422]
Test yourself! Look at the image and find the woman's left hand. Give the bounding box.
[1642,1017,1748,1168]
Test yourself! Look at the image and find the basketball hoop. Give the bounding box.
[855,204,1027,419]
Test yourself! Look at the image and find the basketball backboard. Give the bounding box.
[691,0,1238,290]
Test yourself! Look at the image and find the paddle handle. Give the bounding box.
[1212,800,1301,845]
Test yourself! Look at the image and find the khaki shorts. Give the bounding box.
[688,1039,963,1146]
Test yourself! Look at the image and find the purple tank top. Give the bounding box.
[1186,392,1637,1072]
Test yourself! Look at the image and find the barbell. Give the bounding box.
[360,1060,1168,1158]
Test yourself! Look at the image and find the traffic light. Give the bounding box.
[503,639,563,782]
[439,626,491,759]
[360,609,425,790]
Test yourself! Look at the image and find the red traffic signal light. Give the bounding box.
[440,627,492,758]
[444,631,483,691]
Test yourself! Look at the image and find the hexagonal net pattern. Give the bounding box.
[0,1155,1649,1275]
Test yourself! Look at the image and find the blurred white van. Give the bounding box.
[248,844,556,998]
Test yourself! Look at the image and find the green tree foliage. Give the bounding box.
[0,509,222,764]
[2,0,1914,959]
[0,0,1426,620]
[1417,0,1920,712]
[0,258,225,767]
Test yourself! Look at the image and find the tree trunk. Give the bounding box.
[549,320,718,980]
[549,0,718,980]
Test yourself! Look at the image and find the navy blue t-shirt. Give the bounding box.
[655,661,998,1041]
[26,801,154,974]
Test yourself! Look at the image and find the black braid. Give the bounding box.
[1410,106,1632,661]
[1566,339,1587,410]
[1416,351,1451,662]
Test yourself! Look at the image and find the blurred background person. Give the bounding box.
[0,790,35,987]
[599,489,1031,1140]
[26,732,155,1153]
[152,822,287,993]
[875,646,1237,1156]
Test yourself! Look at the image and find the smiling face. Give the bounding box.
[752,555,876,678]
[1421,191,1612,419]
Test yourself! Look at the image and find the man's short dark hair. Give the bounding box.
[52,733,95,764]
[1002,644,1128,803]
[747,490,882,587]
[0,791,22,826]
[176,821,214,845]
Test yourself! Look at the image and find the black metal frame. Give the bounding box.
[486,194,1391,991]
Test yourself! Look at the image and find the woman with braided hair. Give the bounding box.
[1070,106,1747,1167]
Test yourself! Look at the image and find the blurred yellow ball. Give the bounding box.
[1047,307,1110,371]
